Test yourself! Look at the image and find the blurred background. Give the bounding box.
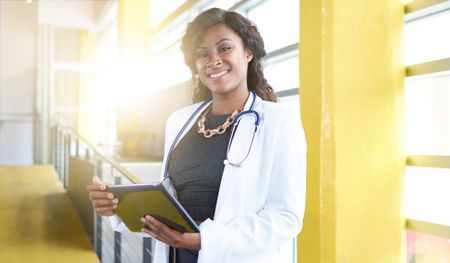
[0,0,300,164]
[0,0,449,262]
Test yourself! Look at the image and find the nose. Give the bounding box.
[206,53,222,68]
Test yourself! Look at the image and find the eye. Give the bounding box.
[196,50,208,59]
[219,46,231,53]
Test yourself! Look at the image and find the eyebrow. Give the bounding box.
[197,38,233,50]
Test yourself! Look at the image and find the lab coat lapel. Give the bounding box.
[214,93,263,220]
[172,101,211,150]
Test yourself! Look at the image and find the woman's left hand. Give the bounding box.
[141,215,201,250]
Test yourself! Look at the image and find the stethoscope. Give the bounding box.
[163,91,260,180]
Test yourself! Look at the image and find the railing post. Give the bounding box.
[64,134,71,188]
[50,126,56,167]
[95,158,103,261]
[114,176,122,263]
[59,129,63,181]
[143,237,153,263]
[76,138,79,157]
[55,127,60,179]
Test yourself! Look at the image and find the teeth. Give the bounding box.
[210,71,227,78]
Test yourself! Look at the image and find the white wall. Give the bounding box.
[38,0,94,29]
[0,1,37,165]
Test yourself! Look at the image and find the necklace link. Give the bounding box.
[197,107,241,138]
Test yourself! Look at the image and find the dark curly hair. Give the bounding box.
[181,8,277,103]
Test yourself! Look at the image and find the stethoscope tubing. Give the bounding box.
[163,91,259,178]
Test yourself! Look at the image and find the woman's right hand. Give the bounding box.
[86,176,119,216]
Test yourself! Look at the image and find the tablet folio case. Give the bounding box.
[109,183,199,233]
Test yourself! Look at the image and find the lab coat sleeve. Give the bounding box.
[106,215,150,238]
[198,112,307,262]
[105,111,183,238]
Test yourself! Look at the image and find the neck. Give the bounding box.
[210,89,250,115]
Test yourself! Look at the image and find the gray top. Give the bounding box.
[168,113,231,221]
[168,113,232,263]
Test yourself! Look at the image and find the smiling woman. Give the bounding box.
[181,8,277,104]
[87,7,306,263]
[194,24,251,105]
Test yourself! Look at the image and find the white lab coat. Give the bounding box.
[152,94,307,263]
[109,94,306,262]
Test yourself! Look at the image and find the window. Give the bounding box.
[150,0,187,27]
[403,1,450,262]
[148,0,300,106]
[247,0,299,53]
[404,8,450,66]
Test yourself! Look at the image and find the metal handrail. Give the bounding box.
[406,219,450,239]
[53,122,142,184]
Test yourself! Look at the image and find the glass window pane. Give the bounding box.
[54,28,79,61]
[404,166,450,226]
[279,94,300,116]
[54,72,79,108]
[406,231,450,263]
[151,0,187,27]
[248,0,299,53]
[404,9,450,66]
[405,72,450,155]
[148,46,191,91]
[204,0,236,10]
[264,56,299,93]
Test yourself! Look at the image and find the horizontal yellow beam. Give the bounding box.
[404,0,449,14]
[406,155,450,168]
[406,58,450,76]
[406,219,450,239]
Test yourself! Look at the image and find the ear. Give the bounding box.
[246,49,253,62]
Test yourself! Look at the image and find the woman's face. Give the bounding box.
[195,23,253,97]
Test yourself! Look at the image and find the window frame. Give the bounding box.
[404,0,450,240]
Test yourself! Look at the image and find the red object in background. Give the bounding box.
[406,230,450,263]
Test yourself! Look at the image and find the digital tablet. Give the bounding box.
[108,183,199,233]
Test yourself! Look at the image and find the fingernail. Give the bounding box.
[113,199,119,204]
[108,193,114,199]
[141,217,146,223]
[146,215,152,220]
[113,205,118,209]
[100,185,106,190]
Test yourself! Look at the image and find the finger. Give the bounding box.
[144,216,180,244]
[93,198,119,207]
[95,205,117,216]
[140,218,173,244]
[143,215,166,232]
[141,227,160,240]
[93,176,102,184]
[86,183,107,191]
[89,191,115,200]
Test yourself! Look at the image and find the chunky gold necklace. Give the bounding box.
[197,106,241,138]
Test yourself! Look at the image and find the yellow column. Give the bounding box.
[298,0,405,262]
[116,0,151,156]
[118,0,150,61]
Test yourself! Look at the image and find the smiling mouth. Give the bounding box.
[207,70,228,79]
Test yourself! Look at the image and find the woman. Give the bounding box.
[88,8,306,263]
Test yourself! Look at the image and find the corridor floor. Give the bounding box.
[0,165,99,263]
